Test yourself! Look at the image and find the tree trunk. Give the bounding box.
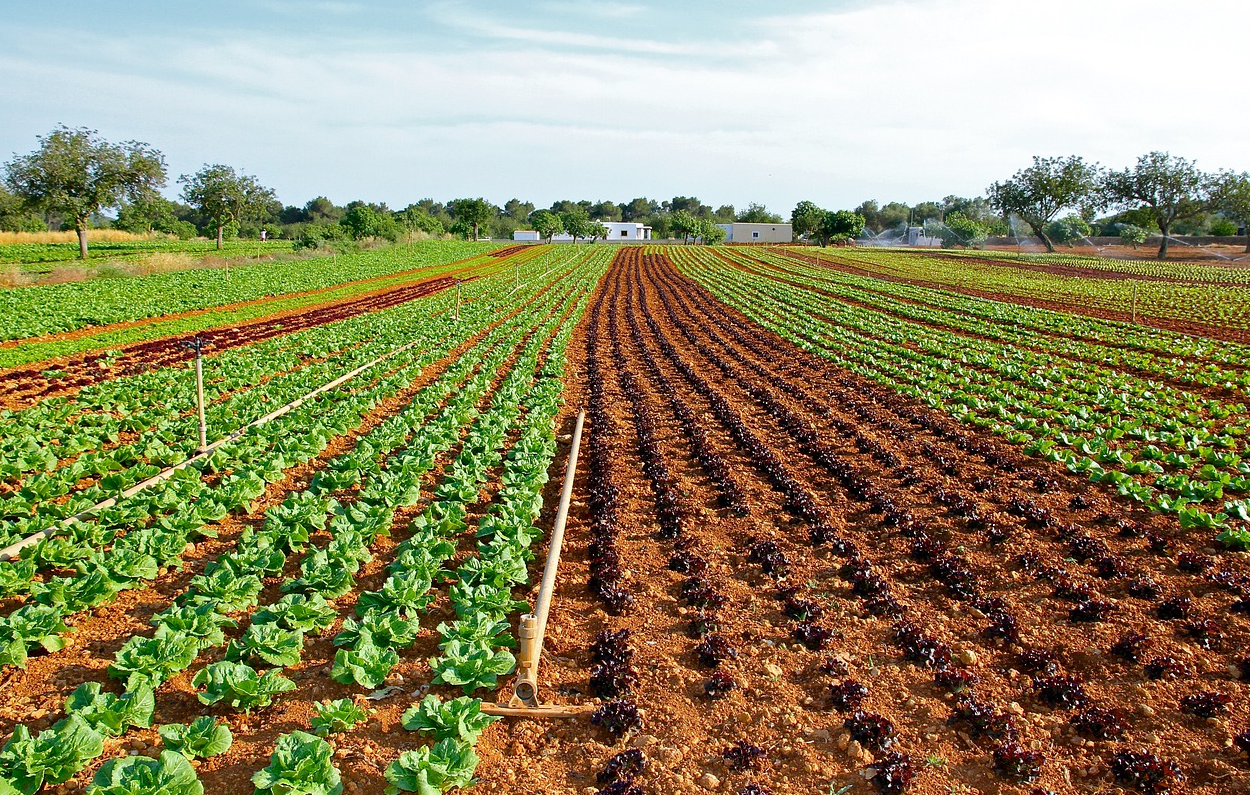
[1157,224,1170,259]
[1034,226,1056,253]
[216,224,224,250]
[1243,219,1249,253]
[76,222,89,260]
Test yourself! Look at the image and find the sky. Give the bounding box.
[1,0,1245,215]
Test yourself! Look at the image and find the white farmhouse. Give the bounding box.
[716,222,793,243]
[514,221,652,242]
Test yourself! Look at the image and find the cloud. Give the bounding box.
[1,0,1245,211]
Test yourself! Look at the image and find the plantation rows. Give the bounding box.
[795,247,1250,338]
[1,242,1248,795]
[691,248,1250,546]
[0,246,612,794]
[515,247,1246,795]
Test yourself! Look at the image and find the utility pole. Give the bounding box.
[182,338,209,453]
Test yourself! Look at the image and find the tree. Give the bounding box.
[4,125,166,258]
[1102,151,1208,259]
[736,202,783,223]
[1210,171,1250,252]
[1119,224,1148,250]
[449,197,494,240]
[670,210,700,244]
[341,204,400,240]
[530,210,562,243]
[590,200,622,221]
[560,208,600,244]
[396,205,444,236]
[697,219,726,245]
[1043,214,1093,247]
[936,212,989,249]
[621,197,658,221]
[179,164,277,250]
[503,198,535,223]
[986,155,1102,252]
[791,201,826,242]
[114,195,185,236]
[0,186,43,232]
[820,210,865,246]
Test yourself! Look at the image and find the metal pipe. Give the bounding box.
[194,348,208,453]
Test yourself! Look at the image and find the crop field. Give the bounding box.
[0,243,1248,795]
[0,239,295,272]
[787,247,1250,342]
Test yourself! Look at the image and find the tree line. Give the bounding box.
[3,127,1246,260]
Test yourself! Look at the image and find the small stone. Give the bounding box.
[846,740,865,760]
[698,772,720,790]
[764,663,783,678]
[1006,702,1025,716]
[1138,705,1155,717]
[958,649,978,665]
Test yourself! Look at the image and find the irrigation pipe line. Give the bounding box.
[483,408,590,718]
[0,336,426,562]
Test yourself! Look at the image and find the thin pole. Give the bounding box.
[1132,281,1138,324]
[532,409,585,643]
[182,338,209,453]
[515,257,520,290]
[455,279,462,322]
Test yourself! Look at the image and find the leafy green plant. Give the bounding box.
[0,604,69,668]
[252,593,338,635]
[251,731,342,795]
[191,661,296,712]
[428,639,515,695]
[383,739,478,795]
[330,641,399,689]
[0,715,104,794]
[400,696,498,744]
[158,716,233,760]
[109,632,199,690]
[151,602,236,650]
[63,682,155,737]
[310,700,368,737]
[225,624,305,668]
[86,750,203,795]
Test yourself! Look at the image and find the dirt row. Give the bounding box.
[0,276,463,410]
[472,248,1249,795]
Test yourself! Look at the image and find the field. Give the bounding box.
[0,242,1248,795]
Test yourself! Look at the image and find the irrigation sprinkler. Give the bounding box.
[482,409,592,719]
[181,338,209,453]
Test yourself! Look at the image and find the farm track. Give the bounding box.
[725,253,1243,404]
[778,248,1250,345]
[478,248,1249,795]
[0,275,463,410]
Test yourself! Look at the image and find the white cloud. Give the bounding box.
[1,0,1245,211]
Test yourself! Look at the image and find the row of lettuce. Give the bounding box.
[0,251,607,793]
[680,247,1250,546]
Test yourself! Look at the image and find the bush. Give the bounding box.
[295,223,352,252]
[1119,224,1148,248]
[938,213,988,249]
[1044,215,1092,246]
[1210,218,1239,236]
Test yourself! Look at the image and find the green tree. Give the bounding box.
[179,164,277,250]
[791,200,826,242]
[503,198,535,223]
[0,185,44,232]
[1102,151,1208,259]
[530,210,562,243]
[621,197,658,221]
[114,195,180,234]
[1118,224,1148,249]
[1043,214,1093,246]
[4,125,166,258]
[820,210,866,246]
[1210,171,1250,252]
[341,204,400,240]
[736,202,783,223]
[697,219,727,245]
[987,155,1102,252]
[449,197,494,240]
[396,205,444,236]
[937,212,989,249]
[303,196,342,222]
[670,209,700,244]
[560,208,600,244]
[590,200,622,221]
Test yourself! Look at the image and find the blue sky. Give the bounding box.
[2,0,1244,214]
